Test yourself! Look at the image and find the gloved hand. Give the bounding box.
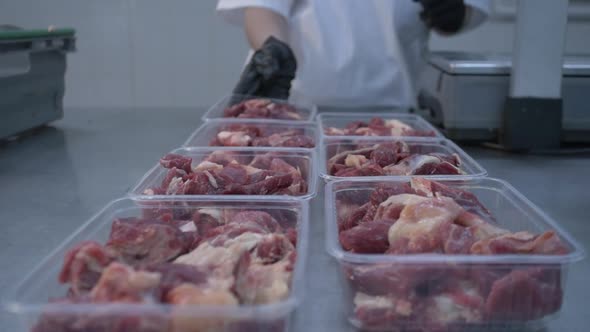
[415,0,466,34]
[231,36,297,103]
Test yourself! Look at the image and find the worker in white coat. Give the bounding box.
[217,0,490,108]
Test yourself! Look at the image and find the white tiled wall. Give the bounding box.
[0,0,248,108]
[1,0,588,109]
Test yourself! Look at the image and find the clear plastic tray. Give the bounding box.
[130,147,318,201]
[318,112,444,140]
[202,94,317,122]
[183,119,318,149]
[325,177,585,331]
[3,197,309,332]
[319,137,487,181]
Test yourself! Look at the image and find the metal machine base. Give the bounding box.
[500,97,562,150]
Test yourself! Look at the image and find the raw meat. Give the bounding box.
[334,178,570,329]
[327,142,463,177]
[210,124,315,148]
[223,98,305,120]
[324,117,436,137]
[147,153,308,196]
[37,207,300,332]
[106,217,191,266]
[59,241,116,296]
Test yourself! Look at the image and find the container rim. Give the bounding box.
[324,177,586,265]
[201,94,318,122]
[317,112,444,139]
[319,138,488,181]
[2,197,308,318]
[129,146,319,201]
[182,118,319,149]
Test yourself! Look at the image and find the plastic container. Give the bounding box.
[3,197,309,332]
[130,147,318,201]
[325,177,585,331]
[320,138,487,181]
[318,112,444,140]
[202,94,317,122]
[183,119,318,149]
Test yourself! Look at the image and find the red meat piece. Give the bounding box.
[32,297,168,332]
[143,263,208,301]
[248,153,274,169]
[205,221,270,245]
[216,130,253,147]
[223,99,303,120]
[334,163,384,177]
[411,178,495,222]
[339,220,394,253]
[230,210,283,233]
[443,224,476,254]
[159,153,192,173]
[90,262,161,302]
[181,172,219,195]
[471,231,569,255]
[106,218,190,266]
[192,210,222,236]
[286,227,298,247]
[383,153,462,176]
[160,167,187,191]
[251,132,315,148]
[370,183,415,206]
[59,241,115,295]
[485,268,563,320]
[369,142,409,167]
[217,162,249,185]
[205,151,249,166]
[347,264,446,297]
[224,172,294,195]
[339,202,371,232]
[254,234,294,264]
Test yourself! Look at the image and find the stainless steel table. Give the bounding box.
[1,108,588,331]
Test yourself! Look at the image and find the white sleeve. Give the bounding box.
[216,0,294,26]
[463,0,491,31]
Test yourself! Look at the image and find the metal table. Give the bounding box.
[1,108,588,331]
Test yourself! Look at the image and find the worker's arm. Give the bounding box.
[244,7,289,49]
[231,7,297,102]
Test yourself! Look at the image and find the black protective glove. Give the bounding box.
[231,36,297,103]
[416,0,467,34]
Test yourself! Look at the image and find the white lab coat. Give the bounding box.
[217,0,490,108]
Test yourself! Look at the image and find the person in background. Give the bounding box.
[217,0,490,109]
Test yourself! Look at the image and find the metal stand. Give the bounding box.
[501,0,568,150]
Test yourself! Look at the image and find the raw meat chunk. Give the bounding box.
[59,241,116,295]
[160,153,192,173]
[484,268,562,320]
[233,251,294,304]
[471,231,568,255]
[90,262,161,302]
[223,98,304,120]
[148,152,308,197]
[106,218,190,266]
[212,125,315,148]
[144,263,208,301]
[339,220,395,253]
[168,283,239,332]
[327,142,463,177]
[353,292,413,328]
[387,197,463,254]
[324,117,436,137]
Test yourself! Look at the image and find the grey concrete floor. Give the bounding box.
[0,108,588,331]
